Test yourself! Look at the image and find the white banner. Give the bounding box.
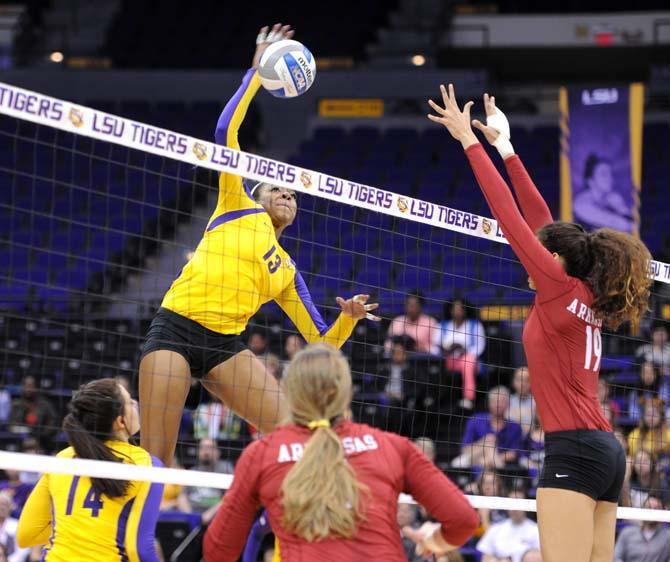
[0,81,668,284]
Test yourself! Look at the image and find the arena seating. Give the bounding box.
[1,113,668,316]
[105,0,397,68]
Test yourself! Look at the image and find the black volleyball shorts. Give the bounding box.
[538,429,626,502]
[141,307,248,378]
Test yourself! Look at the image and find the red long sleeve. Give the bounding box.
[504,155,553,233]
[203,441,264,562]
[465,143,569,300]
[400,438,479,546]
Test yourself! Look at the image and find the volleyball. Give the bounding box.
[258,39,316,98]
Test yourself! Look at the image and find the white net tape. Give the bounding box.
[0,81,668,282]
[1,451,667,522]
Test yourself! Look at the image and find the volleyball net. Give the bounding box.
[1,80,669,529]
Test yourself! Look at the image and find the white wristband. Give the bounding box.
[487,108,515,159]
[493,134,515,159]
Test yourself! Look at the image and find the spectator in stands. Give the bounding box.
[398,502,421,562]
[177,438,232,515]
[376,336,415,434]
[597,377,620,422]
[614,495,670,561]
[432,299,486,410]
[0,471,32,518]
[628,363,670,422]
[521,549,542,562]
[247,330,268,356]
[469,470,507,538]
[8,376,58,449]
[386,291,438,354]
[413,437,436,463]
[0,492,28,562]
[520,416,545,487]
[506,367,535,434]
[16,439,41,487]
[282,334,305,377]
[627,449,662,508]
[636,324,670,376]
[0,495,15,558]
[0,388,9,424]
[627,399,670,458]
[260,352,282,381]
[411,437,438,523]
[379,336,414,403]
[451,387,523,469]
[476,490,540,562]
[194,397,244,440]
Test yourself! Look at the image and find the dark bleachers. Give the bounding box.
[105,0,397,69]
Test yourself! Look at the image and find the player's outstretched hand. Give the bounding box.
[471,93,515,159]
[253,23,295,69]
[471,93,502,145]
[402,521,447,559]
[427,84,478,149]
[336,295,380,321]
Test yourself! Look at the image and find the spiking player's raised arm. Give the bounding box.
[138,24,380,468]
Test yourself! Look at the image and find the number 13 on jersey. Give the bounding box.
[584,326,602,371]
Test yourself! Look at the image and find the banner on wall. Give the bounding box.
[560,84,644,236]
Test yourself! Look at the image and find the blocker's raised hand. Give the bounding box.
[471,93,515,159]
[471,93,503,145]
[427,84,478,149]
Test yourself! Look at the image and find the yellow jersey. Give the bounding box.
[17,441,163,562]
[161,68,356,347]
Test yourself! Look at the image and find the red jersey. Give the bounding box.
[203,421,478,562]
[466,144,611,433]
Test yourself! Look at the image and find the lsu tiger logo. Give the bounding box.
[68,108,84,128]
[482,218,492,235]
[397,197,409,213]
[192,142,208,161]
[300,171,313,189]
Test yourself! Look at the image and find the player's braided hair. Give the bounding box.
[62,378,130,498]
[538,222,652,329]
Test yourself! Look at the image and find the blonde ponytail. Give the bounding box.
[280,343,367,541]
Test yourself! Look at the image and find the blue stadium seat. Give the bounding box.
[36,287,70,312]
[90,231,127,253]
[50,232,87,252]
[33,251,69,271]
[54,269,90,290]
[11,230,42,247]
[313,127,346,142]
[109,214,143,234]
[323,253,355,277]
[0,285,29,310]
[395,268,435,291]
[70,256,108,274]
[0,251,30,269]
[10,268,49,285]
